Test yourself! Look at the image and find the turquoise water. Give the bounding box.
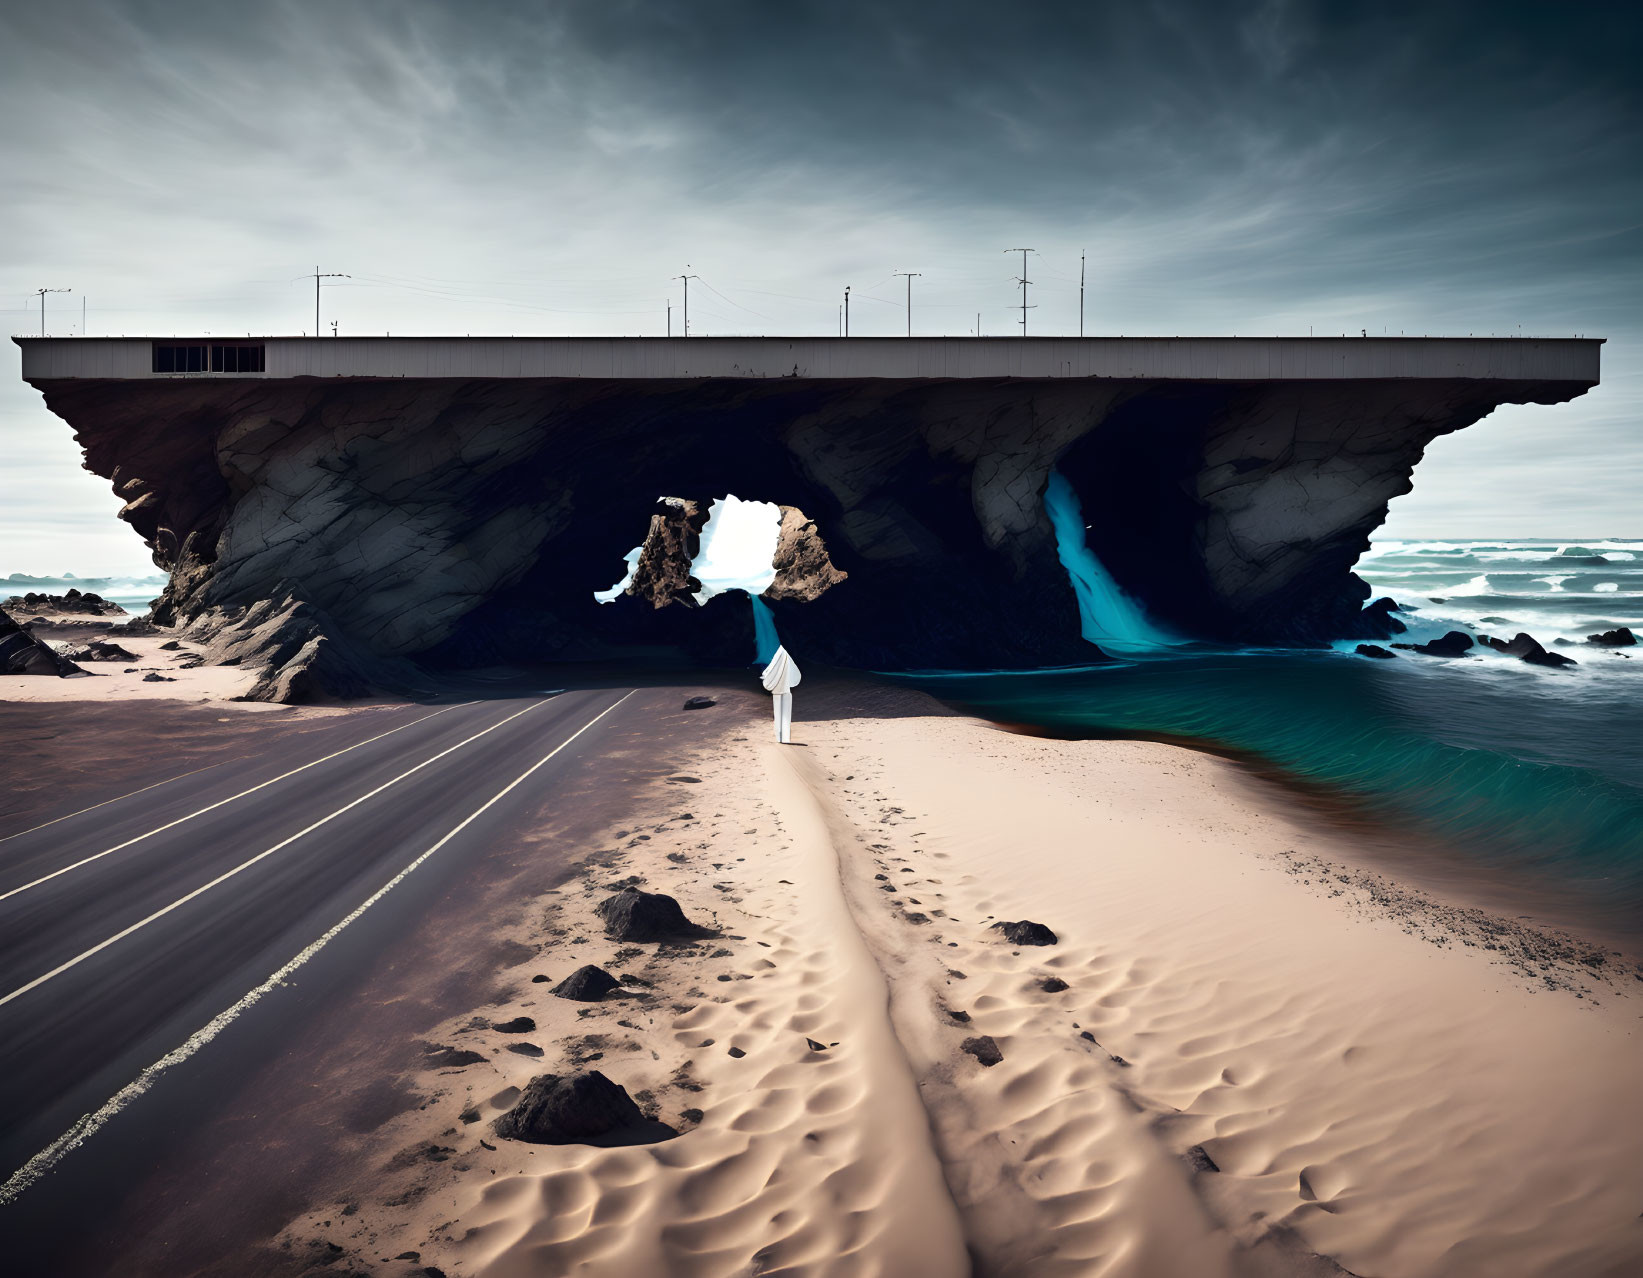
[751,594,781,664]
[902,539,1643,914]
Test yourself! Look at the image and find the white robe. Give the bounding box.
[761,646,801,743]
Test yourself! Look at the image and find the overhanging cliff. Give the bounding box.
[17,336,1600,698]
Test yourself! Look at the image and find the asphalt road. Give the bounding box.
[0,687,635,1213]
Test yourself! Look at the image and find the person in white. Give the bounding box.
[760,645,802,744]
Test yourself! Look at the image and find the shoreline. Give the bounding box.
[6,675,1641,1275]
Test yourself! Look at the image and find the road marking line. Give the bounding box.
[0,689,632,1207]
[0,759,235,846]
[0,703,469,903]
[0,696,553,1006]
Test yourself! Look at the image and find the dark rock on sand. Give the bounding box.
[990,919,1058,946]
[506,1042,545,1058]
[1411,631,1474,657]
[727,1046,746,1058]
[142,672,177,682]
[595,887,701,942]
[683,695,716,710]
[806,1038,828,1052]
[1186,1144,1220,1173]
[422,1045,487,1069]
[492,1016,536,1033]
[1354,644,1396,659]
[64,640,138,662]
[1038,976,1070,993]
[1587,627,1636,647]
[961,1036,1004,1067]
[494,1071,673,1145]
[159,639,183,650]
[552,965,620,1002]
[1,608,82,676]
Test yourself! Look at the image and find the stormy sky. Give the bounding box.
[2,0,1638,575]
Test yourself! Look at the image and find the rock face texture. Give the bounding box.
[26,372,1594,696]
[0,608,81,676]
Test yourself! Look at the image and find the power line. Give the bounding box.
[298,268,348,337]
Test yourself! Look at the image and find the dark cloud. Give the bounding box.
[1,0,1639,564]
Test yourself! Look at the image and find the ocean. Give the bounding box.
[902,539,1643,920]
[2,573,167,615]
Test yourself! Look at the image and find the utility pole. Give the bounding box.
[893,272,920,336]
[844,286,851,337]
[36,287,70,336]
[1005,249,1036,336]
[667,302,671,337]
[82,295,86,337]
[1079,252,1085,338]
[673,269,698,336]
[311,267,348,336]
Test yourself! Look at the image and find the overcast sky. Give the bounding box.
[3,0,1638,576]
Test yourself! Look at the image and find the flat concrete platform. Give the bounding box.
[15,334,1603,383]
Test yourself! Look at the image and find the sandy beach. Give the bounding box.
[169,676,1639,1278]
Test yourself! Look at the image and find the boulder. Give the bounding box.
[422,1044,487,1069]
[142,672,177,682]
[1587,627,1636,647]
[1479,632,1577,667]
[1354,644,1396,659]
[595,887,701,942]
[63,640,138,662]
[1411,631,1474,657]
[492,1016,536,1033]
[494,1071,670,1145]
[682,695,716,710]
[0,608,81,676]
[990,919,1058,946]
[551,965,620,1002]
[961,1035,1004,1067]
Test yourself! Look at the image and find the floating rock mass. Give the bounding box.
[24,362,1596,699]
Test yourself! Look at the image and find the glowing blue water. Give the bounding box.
[903,538,1643,920]
[1043,471,1179,655]
[751,594,781,664]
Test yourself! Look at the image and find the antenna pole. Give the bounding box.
[35,287,70,336]
[844,286,851,337]
[893,272,921,336]
[1079,252,1085,338]
[312,268,348,337]
[672,270,698,336]
[1004,249,1036,336]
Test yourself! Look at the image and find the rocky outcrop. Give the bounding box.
[2,589,126,618]
[990,919,1058,946]
[1,608,82,676]
[26,371,1595,693]
[1587,627,1636,647]
[1480,632,1578,667]
[626,498,708,609]
[764,506,848,602]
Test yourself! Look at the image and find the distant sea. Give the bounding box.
[2,573,167,615]
[905,540,1643,921]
